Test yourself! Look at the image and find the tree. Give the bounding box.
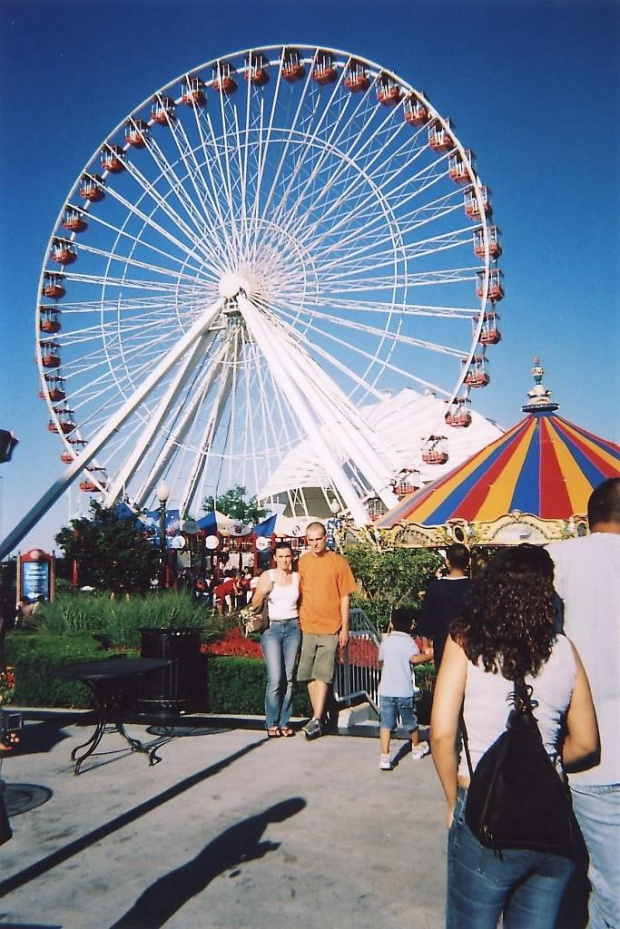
[55,502,158,594]
[345,544,443,631]
[201,485,267,525]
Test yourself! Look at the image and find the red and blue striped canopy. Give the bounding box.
[377,411,620,528]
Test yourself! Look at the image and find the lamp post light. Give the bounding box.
[157,481,170,589]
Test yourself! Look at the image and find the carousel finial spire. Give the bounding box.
[521,356,559,413]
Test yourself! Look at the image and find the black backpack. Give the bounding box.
[462,679,577,858]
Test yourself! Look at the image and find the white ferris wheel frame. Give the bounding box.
[1,44,500,558]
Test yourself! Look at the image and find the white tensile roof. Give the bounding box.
[260,387,504,499]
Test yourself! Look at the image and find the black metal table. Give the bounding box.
[55,658,171,774]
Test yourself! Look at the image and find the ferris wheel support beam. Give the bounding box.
[238,294,398,520]
[181,353,235,514]
[236,294,369,526]
[103,328,218,507]
[0,298,225,560]
[134,338,231,511]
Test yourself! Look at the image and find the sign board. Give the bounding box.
[18,549,55,604]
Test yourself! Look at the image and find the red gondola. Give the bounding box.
[213,62,237,94]
[62,207,88,233]
[428,119,454,151]
[100,145,125,174]
[125,118,149,147]
[445,400,472,428]
[476,269,504,302]
[479,312,502,346]
[403,94,428,126]
[463,357,490,388]
[42,273,66,299]
[422,436,449,465]
[51,238,77,266]
[312,51,337,85]
[473,226,502,259]
[344,59,370,93]
[181,74,207,105]
[448,149,475,183]
[41,342,60,368]
[60,450,74,463]
[39,307,61,334]
[282,48,305,83]
[40,375,66,402]
[48,408,76,435]
[79,174,105,202]
[376,72,401,106]
[244,54,270,86]
[151,96,176,124]
[464,185,492,220]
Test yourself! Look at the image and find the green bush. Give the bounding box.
[206,656,311,717]
[5,633,111,708]
[35,590,218,649]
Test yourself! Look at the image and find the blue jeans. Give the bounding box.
[571,783,620,929]
[447,788,575,929]
[261,619,301,729]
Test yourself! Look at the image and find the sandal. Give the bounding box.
[267,727,282,738]
[279,727,296,738]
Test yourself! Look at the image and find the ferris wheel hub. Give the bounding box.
[218,271,256,300]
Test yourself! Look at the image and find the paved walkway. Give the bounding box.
[0,715,447,928]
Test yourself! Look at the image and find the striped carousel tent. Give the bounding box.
[377,360,620,543]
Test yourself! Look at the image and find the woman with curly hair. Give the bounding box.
[431,544,598,929]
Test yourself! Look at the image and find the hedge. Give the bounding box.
[3,633,433,724]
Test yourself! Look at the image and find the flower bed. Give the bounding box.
[202,627,262,659]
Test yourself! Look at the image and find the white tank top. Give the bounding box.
[459,634,576,779]
[266,570,300,621]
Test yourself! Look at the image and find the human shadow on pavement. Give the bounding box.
[0,736,268,897]
[109,797,307,929]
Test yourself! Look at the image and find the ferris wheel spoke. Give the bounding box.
[287,310,458,396]
[80,178,211,267]
[276,301,467,360]
[298,293,480,319]
[114,153,218,261]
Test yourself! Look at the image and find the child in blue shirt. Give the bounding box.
[378,609,433,770]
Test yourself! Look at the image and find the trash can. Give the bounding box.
[138,628,202,714]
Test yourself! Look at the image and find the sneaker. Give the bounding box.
[303,718,322,741]
[379,754,393,771]
[411,741,430,761]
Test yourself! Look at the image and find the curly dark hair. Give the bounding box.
[451,544,556,680]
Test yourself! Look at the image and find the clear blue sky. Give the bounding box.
[1,0,618,555]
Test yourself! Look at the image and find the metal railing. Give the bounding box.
[334,607,382,711]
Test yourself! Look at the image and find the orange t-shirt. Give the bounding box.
[298,550,357,635]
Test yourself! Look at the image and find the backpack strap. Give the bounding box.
[461,676,529,779]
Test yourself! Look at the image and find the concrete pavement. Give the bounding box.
[0,713,447,928]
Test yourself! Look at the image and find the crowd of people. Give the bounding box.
[226,477,618,929]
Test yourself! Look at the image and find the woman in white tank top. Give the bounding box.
[251,543,301,738]
[431,545,598,929]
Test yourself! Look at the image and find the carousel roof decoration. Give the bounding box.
[377,359,620,542]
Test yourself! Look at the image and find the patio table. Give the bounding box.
[55,657,170,774]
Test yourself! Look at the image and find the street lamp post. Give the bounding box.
[157,481,170,590]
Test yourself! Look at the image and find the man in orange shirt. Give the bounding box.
[297,521,357,740]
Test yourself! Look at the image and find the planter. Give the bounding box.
[138,628,203,715]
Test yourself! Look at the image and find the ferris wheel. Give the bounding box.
[34,44,503,529]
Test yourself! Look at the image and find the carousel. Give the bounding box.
[376,359,620,547]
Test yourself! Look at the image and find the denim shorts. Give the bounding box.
[379,695,418,732]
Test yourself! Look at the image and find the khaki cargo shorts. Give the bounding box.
[297,632,339,684]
